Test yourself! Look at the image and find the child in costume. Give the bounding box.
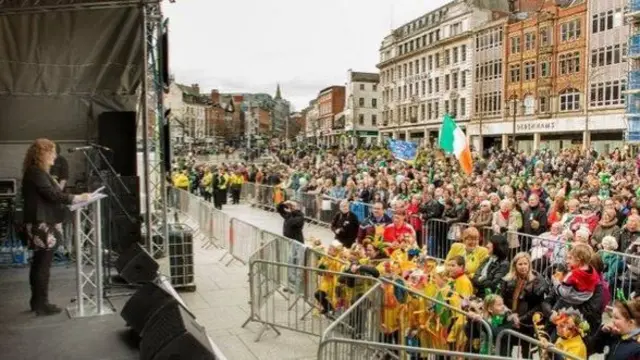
[380,261,407,349]
[549,308,589,360]
[314,240,345,317]
[445,255,474,351]
[467,293,515,354]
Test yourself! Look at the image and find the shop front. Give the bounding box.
[466,114,625,154]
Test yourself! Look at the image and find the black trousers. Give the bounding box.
[231,185,241,204]
[30,250,54,308]
[213,190,223,209]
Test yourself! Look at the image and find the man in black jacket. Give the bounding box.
[276,200,305,243]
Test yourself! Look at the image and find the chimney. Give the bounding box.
[211,89,220,104]
[192,83,200,94]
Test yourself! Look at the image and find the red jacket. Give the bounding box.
[383,222,415,244]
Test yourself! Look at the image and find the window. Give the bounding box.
[428,102,433,119]
[445,49,451,65]
[434,77,440,92]
[421,58,426,72]
[510,36,521,54]
[450,22,462,36]
[474,91,502,116]
[452,72,459,90]
[461,71,467,88]
[510,64,521,83]
[460,98,466,116]
[590,80,626,107]
[444,100,450,115]
[559,88,581,111]
[523,95,536,115]
[428,79,433,94]
[372,98,378,108]
[358,114,364,125]
[420,104,425,120]
[359,84,365,91]
[559,51,581,75]
[453,47,459,63]
[428,55,433,70]
[373,84,378,92]
[540,61,551,77]
[445,74,450,90]
[435,54,440,68]
[475,60,503,82]
[372,114,377,126]
[359,98,365,107]
[539,96,550,113]
[591,44,627,67]
[421,80,426,95]
[524,32,536,51]
[461,45,467,61]
[540,27,551,47]
[524,61,536,80]
[560,19,581,42]
[592,10,620,34]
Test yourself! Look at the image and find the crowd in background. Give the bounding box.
[172,142,640,359]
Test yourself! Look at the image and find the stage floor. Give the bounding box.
[0,204,334,360]
[0,265,138,360]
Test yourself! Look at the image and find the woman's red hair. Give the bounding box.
[22,138,55,174]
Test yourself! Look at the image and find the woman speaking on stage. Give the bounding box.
[21,138,90,316]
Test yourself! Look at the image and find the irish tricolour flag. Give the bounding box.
[438,114,473,175]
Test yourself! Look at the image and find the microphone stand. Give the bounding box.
[76,147,139,298]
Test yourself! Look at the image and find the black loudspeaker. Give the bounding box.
[121,282,177,335]
[161,22,170,88]
[97,111,137,177]
[102,175,141,251]
[140,303,215,360]
[169,225,194,287]
[115,243,159,284]
[162,121,171,172]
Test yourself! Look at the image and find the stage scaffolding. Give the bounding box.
[0,0,169,256]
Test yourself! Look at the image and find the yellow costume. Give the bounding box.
[446,243,489,278]
[555,335,587,359]
[172,172,189,190]
[446,274,474,350]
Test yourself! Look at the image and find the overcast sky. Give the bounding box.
[164,0,450,111]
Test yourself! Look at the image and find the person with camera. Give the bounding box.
[276,200,304,243]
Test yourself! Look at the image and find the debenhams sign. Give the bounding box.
[516,121,556,132]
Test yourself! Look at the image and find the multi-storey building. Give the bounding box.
[587,1,627,152]
[304,99,320,142]
[165,82,208,144]
[317,86,346,145]
[627,0,640,143]
[377,0,492,146]
[480,0,624,153]
[344,70,381,146]
[467,16,507,152]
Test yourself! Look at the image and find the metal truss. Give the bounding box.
[67,197,114,318]
[140,1,168,258]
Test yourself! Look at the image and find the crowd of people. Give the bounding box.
[174,142,640,359]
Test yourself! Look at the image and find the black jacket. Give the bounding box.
[331,211,359,248]
[523,205,548,236]
[277,203,305,243]
[22,166,74,224]
[472,257,509,297]
[499,272,548,327]
[419,200,444,220]
[588,327,640,360]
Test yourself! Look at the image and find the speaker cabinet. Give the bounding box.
[115,243,159,284]
[97,111,137,177]
[169,225,194,287]
[140,302,215,360]
[121,282,177,335]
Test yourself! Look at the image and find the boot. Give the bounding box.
[35,303,62,316]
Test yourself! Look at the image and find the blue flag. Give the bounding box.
[387,139,417,162]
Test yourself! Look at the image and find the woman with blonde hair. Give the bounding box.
[498,252,547,357]
[22,138,90,316]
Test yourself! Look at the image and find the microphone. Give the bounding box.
[68,146,93,153]
[90,143,112,152]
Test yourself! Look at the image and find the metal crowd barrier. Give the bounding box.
[601,249,640,303]
[321,277,494,357]
[495,329,582,360]
[317,338,515,360]
[243,260,380,342]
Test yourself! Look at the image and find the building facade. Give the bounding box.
[165,82,208,144]
[344,70,381,145]
[467,0,626,154]
[317,85,346,145]
[627,0,640,142]
[377,0,493,146]
[467,16,507,152]
[304,99,320,142]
